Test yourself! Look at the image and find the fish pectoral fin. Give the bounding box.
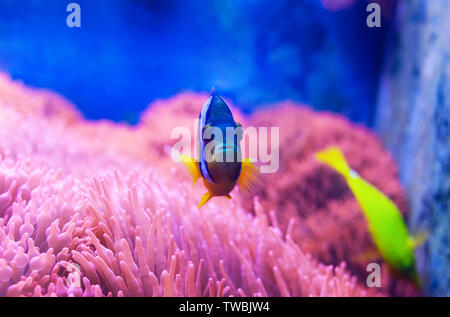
[198,192,213,208]
[350,248,381,264]
[238,158,259,194]
[224,194,232,200]
[314,146,352,177]
[180,154,201,188]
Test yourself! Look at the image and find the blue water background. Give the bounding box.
[0,0,390,125]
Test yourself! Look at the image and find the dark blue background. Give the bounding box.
[0,0,390,124]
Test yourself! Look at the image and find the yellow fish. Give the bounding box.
[180,90,259,208]
[315,146,426,285]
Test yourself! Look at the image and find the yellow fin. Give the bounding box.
[412,231,429,248]
[350,248,381,264]
[224,194,232,200]
[238,158,259,194]
[180,154,201,187]
[314,146,352,177]
[198,192,213,208]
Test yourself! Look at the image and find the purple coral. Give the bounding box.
[0,72,411,296]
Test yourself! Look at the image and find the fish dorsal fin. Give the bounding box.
[180,154,201,187]
[314,146,352,177]
[238,158,259,193]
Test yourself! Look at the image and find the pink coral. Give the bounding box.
[247,103,418,296]
[0,72,411,297]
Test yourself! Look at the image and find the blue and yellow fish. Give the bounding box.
[180,90,259,208]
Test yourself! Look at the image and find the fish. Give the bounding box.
[314,146,427,285]
[180,90,259,208]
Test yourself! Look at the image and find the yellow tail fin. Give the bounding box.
[198,192,213,208]
[180,154,201,187]
[238,158,259,193]
[314,146,352,177]
[412,231,429,248]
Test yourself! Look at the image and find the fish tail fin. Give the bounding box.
[238,158,260,194]
[180,154,201,188]
[412,231,429,248]
[314,146,352,178]
[198,192,213,208]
